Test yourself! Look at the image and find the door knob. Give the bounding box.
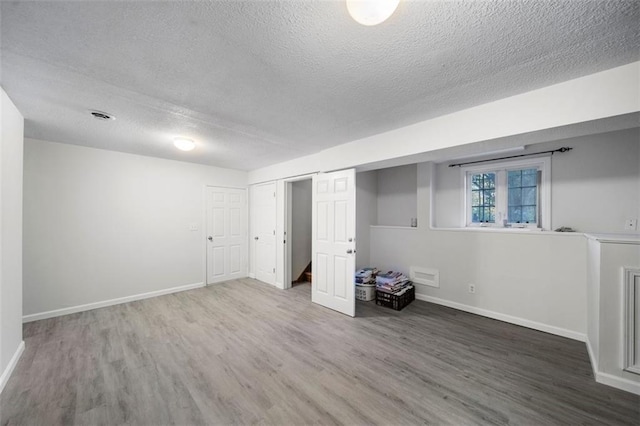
[346,249,353,254]
[208,236,213,241]
[255,236,259,240]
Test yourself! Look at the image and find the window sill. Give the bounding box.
[584,233,640,244]
[370,225,419,230]
[430,226,586,236]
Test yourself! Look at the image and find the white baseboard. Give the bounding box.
[0,341,25,395]
[585,338,599,378]
[23,282,205,323]
[414,294,586,342]
[248,273,256,279]
[595,372,640,395]
[585,338,640,395]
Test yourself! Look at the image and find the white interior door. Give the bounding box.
[312,169,356,317]
[251,182,277,285]
[206,187,247,284]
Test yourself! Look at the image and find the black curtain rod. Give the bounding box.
[448,147,573,168]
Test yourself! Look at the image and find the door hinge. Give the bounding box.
[272,268,275,273]
[273,230,275,235]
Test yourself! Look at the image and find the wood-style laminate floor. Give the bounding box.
[1,278,638,425]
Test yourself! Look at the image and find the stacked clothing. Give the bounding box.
[376,270,413,295]
[355,268,378,285]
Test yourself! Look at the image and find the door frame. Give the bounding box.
[202,185,248,286]
[282,174,315,290]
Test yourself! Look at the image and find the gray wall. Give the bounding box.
[291,179,312,280]
[376,164,417,227]
[23,139,247,317]
[434,128,640,233]
[356,170,377,268]
[371,161,588,338]
[0,88,24,391]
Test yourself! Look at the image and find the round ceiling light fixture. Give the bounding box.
[346,0,400,26]
[173,137,196,151]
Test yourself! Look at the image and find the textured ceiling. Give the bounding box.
[1,1,638,170]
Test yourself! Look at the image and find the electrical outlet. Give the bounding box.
[468,284,476,294]
[624,219,637,231]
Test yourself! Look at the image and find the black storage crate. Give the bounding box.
[375,285,415,311]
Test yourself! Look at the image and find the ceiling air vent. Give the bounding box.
[89,110,115,121]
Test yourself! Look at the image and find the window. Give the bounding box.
[464,157,550,229]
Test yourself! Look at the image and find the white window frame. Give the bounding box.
[462,156,551,230]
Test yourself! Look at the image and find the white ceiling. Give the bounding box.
[1,1,638,171]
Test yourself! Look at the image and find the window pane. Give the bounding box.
[507,168,538,225]
[522,187,537,206]
[484,189,495,206]
[470,173,496,223]
[472,190,480,206]
[522,169,537,186]
[508,170,521,188]
[472,175,482,190]
[508,187,522,206]
[509,206,522,223]
[483,173,495,189]
[472,207,480,222]
[484,207,495,223]
[522,206,536,223]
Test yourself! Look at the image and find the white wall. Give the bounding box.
[376,164,417,227]
[356,171,377,268]
[248,62,639,185]
[23,139,247,318]
[0,88,24,393]
[291,180,312,280]
[370,162,587,339]
[586,238,601,369]
[434,129,640,232]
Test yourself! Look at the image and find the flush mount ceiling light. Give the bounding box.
[346,0,400,26]
[173,137,195,151]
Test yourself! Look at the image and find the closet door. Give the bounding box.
[206,187,247,284]
[251,182,277,285]
[312,169,356,317]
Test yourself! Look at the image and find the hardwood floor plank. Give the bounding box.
[2,278,638,425]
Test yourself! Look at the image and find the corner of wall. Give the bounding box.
[0,341,24,395]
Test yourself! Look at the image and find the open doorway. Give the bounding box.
[284,178,312,289]
[283,170,381,292]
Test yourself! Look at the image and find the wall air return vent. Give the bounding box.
[410,266,439,288]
